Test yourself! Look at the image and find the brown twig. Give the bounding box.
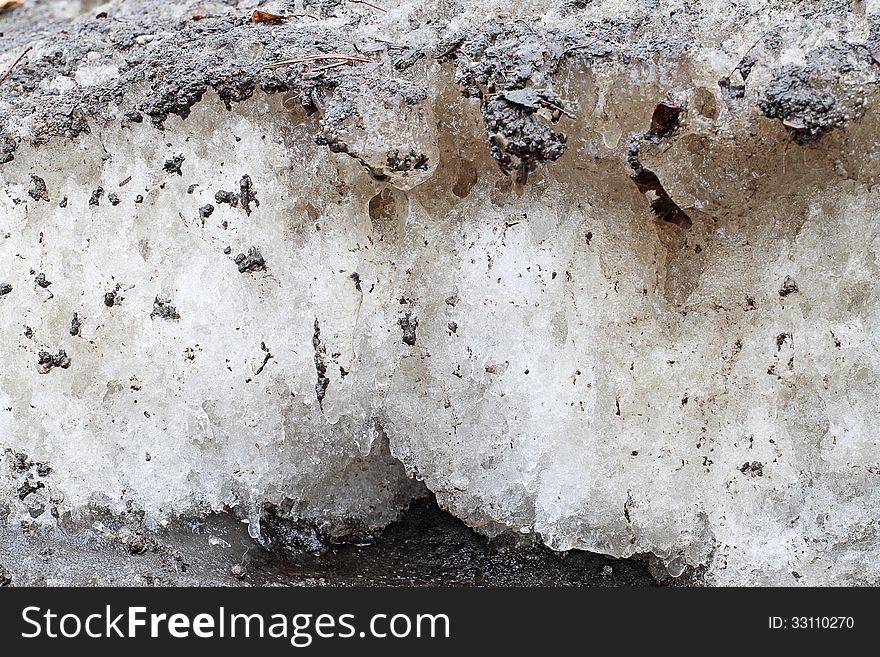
[435,44,461,60]
[0,44,31,86]
[308,61,351,73]
[264,52,371,70]
[542,99,576,120]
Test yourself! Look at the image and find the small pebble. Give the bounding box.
[127,536,147,555]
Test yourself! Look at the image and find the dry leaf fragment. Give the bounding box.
[631,169,692,229]
[252,10,284,23]
[649,102,684,140]
[0,0,24,14]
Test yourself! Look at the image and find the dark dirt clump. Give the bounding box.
[18,478,44,500]
[740,461,764,477]
[312,318,329,407]
[482,92,568,184]
[215,190,239,208]
[151,297,181,321]
[28,175,49,202]
[398,312,418,346]
[163,154,185,176]
[239,175,259,216]
[37,350,71,374]
[779,276,799,297]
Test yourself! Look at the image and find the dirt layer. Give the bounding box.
[0,497,658,587]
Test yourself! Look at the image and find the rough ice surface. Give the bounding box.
[2,0,880,585]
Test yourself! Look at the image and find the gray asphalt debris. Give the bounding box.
[759,44,870,143]
[440,22,599,182]
[234,247,266,273]
[483,92,568,184]
[0,0,872,184]
[37,350,71,374]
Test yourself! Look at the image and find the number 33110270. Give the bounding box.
[769,617,854,629]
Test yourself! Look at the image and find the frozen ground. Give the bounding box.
[2,0,880,585]
[0,496,658,586]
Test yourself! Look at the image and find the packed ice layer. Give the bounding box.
[0,95,430,540]
[2,0,880,585]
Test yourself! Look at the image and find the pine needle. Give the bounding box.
[0,45,31,86]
